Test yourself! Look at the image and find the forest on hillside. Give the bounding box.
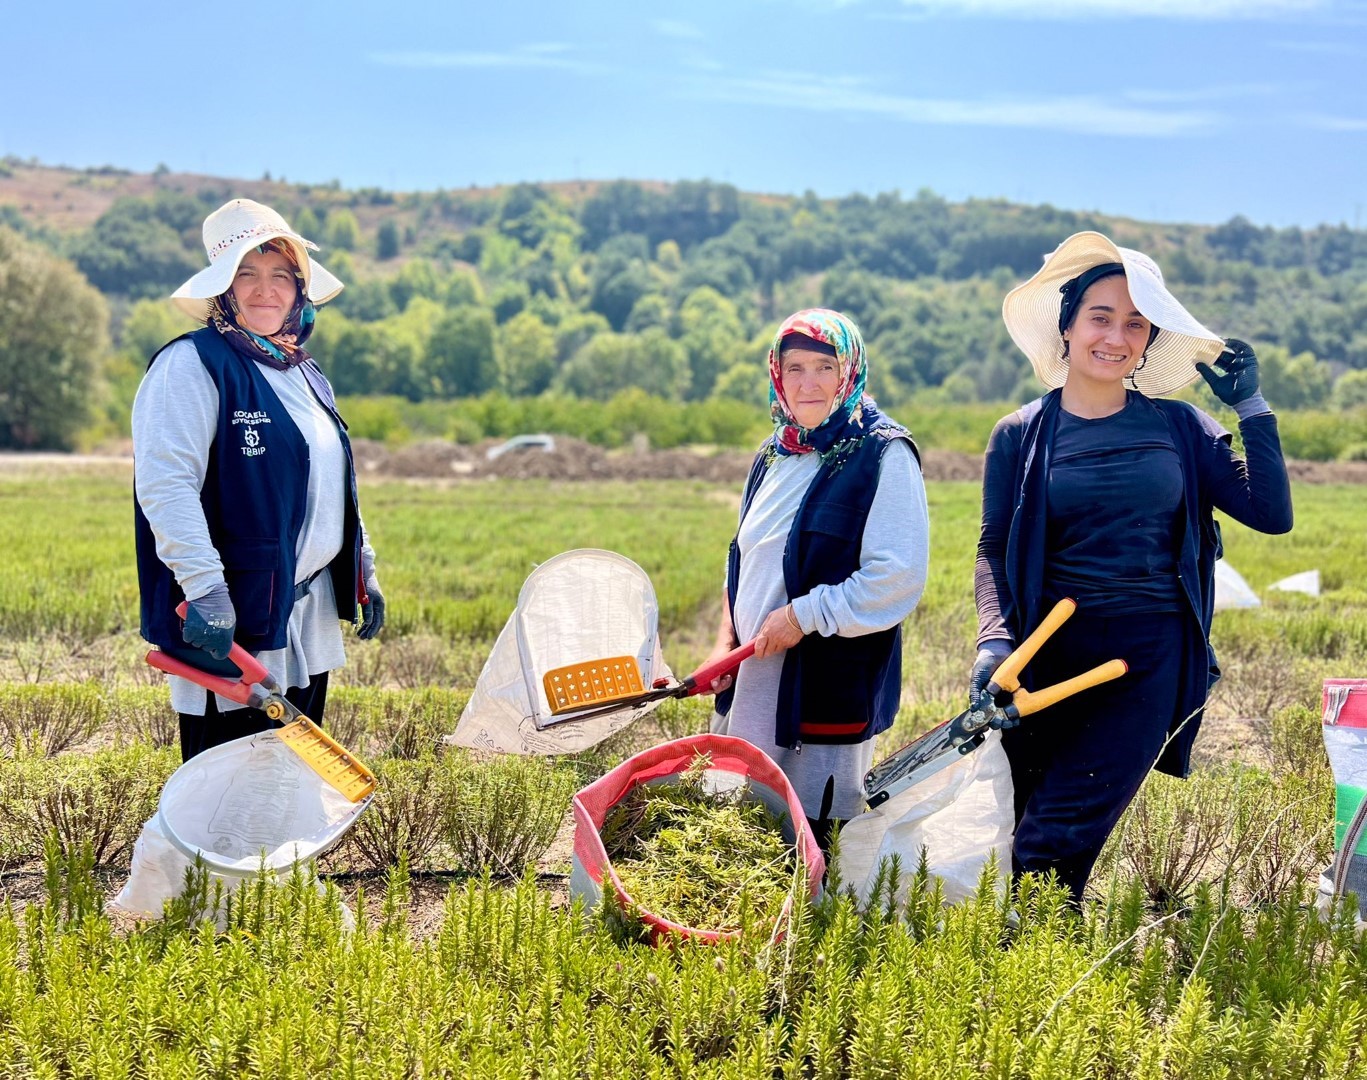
[2,157,1366,449]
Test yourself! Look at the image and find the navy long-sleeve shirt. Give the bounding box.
[974,389,1292,776]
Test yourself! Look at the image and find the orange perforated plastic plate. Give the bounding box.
[543,656,645,716]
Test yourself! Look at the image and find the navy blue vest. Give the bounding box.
[719,422,919,748]
[135,328,362,672]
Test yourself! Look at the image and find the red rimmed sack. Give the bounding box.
[570,734,825,943]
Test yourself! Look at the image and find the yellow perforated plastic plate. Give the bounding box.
[543,656,645,716]
[275,717,377,803]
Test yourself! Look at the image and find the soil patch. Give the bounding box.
[347,438,989,485]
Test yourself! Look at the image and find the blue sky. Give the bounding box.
[3,0,1365,228]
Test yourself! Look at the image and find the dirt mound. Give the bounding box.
[350,438,986,484]
[1285,459,1367,485]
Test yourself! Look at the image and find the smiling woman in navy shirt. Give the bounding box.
[972,231,1293,907]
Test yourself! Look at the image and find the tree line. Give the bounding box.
[2,163,1366,450]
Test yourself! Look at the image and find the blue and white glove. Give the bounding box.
[183,583,236,660]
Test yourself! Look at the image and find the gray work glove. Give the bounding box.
[183,583,236,661]
[969,640,1012,705]
[357,553,385,640]
[1195,338,1260,407]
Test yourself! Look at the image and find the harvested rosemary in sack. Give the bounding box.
[570,734,825,943]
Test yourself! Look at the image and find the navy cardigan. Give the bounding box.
[975,389,1292,777]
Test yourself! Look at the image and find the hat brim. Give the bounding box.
[1002,231,1224,397]
[171,231,344,323]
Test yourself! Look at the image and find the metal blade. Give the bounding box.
[863,704,994,809]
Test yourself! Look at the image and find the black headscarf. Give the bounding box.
[1058,261,1162,348]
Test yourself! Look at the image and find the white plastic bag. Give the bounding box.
[835,731,1015,906]
[110,730,363,927]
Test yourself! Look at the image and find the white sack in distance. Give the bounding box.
[1213,559,1261,611]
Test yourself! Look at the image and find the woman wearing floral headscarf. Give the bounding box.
[133,199,385,762]
[706,308,929,854]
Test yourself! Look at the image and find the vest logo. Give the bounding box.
[241,425,266,457]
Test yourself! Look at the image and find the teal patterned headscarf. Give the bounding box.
[768,308,877,457]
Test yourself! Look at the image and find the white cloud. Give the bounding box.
[886,0,1326,17]
[368,45,601,74]
[1122,82,1291,104]
[1270,38,1363,52]
[687,71,1218,135]
[1299,112,1367,130]
[654,19,705,39]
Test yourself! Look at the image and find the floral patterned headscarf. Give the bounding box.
[768,308,871,456]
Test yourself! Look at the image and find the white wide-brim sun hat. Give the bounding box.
[1003,231,1225,397]
[171,198,344,323]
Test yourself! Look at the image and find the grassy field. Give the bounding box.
[3,463,1367,1075]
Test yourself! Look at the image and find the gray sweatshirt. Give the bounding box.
[132,339,370,714]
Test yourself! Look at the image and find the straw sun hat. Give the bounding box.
[171,199,344,323]
[1002,231,1225,397]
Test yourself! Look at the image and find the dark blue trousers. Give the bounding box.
[1001,610,1187,905]
[178,672,329,763]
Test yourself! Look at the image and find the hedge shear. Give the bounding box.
[539,640,757,727]
[864,598,1127,809]
[145,602,377,802]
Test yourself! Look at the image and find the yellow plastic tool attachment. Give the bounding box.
[543,656,645,716]
[1010,659,1129,719]
[991,598,1077,693]
[274,717,377,803]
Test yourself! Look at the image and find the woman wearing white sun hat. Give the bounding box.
[971,231,1292,907]
[133,198,385,762]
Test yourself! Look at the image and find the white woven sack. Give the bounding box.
[447,549,672,755]
[110,730,365,926]
[835,731,1015,906]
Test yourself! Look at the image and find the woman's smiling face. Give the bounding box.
[230,248,299,336]
[1063,274,1152,387]
[781,348,842,430]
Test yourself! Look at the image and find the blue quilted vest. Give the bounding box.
[135,328,362,672]
[719,421,918,748]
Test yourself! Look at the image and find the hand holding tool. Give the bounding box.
[147,602,376,801]
[864,599,1126,809]
[969,639,1012,702]
[183,584,236,660]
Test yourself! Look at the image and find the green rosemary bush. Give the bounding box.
[106,684,178,748]
[343,753,449,870]
[442,752,577,876]
[3,848,1367,1074]
[0,743,177,865]
[0,681,104,755]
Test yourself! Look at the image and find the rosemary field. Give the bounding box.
[3,461,1367,1075]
